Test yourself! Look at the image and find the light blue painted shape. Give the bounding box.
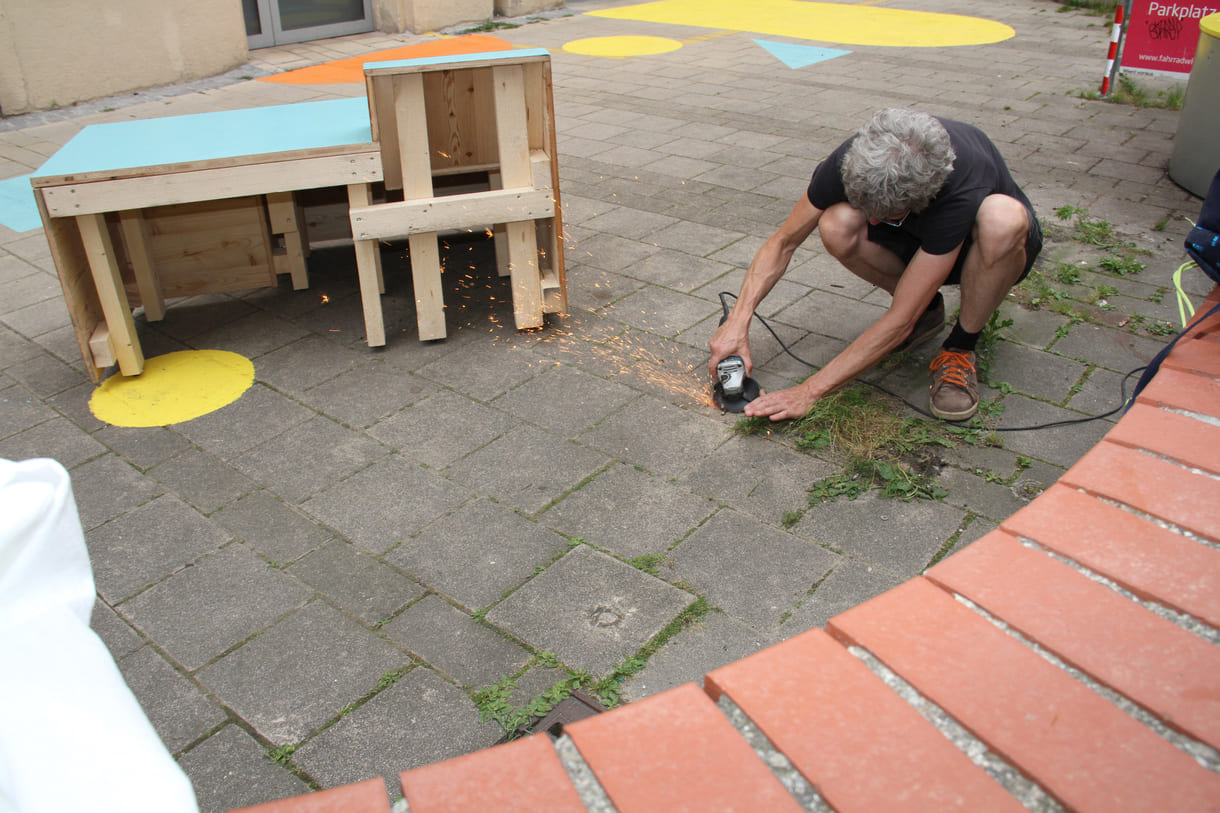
[0,174,41,233]
[363,47,549,72]
[754,39,851,69]
[34,97,372,179]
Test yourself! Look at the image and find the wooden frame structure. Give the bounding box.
[350,49,564,343]
[29,49,564,384]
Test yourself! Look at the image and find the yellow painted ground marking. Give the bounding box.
[564,35,685,58]
[588,0,1014,48]
[89,350,255,428]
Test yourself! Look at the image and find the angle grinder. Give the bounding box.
[713,354,761,413]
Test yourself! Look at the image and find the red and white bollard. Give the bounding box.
[1100,3,1125,95]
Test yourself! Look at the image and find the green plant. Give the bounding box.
[1107,74,1185,110]
[1055,263,1082,285]
[268,744,297,766]
[781,509,804,528]
[630,553,665,575]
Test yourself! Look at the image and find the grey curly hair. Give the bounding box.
[840,109,956,220]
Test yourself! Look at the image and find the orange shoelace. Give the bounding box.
[930,349,975,389]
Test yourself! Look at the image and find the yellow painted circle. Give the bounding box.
[89,350,255,428]
[564,35,684,58]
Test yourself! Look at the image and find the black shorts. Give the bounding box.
[866,205,1043,285]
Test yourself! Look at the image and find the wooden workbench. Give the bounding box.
[32,48,564,384]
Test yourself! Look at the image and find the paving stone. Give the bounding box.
[197,600,407,746]
[293,667,502,796]
[90,599,146,660]
[117,645,228,753]
[85,492,232,602]
[0,414,107,469]
[618,249,734,294]
[987,341,1088,403]
[777,557,906,638]
[601,285,715,337]
[177,724,311,813]
[120,542,311,670]
[212,489,332,565]
[388,497,570,611]
[487,545,697,678]
[288,540,424,626]
[415,339,555,402]
[445,424,608,515]
[794,490,963,577]
[172,383,315,459]
[678,433,837,524]
[1051,320,1169,373]
[94,424,193,471]
[299,361,438,428]
[670,508,838,630]
[937,466,1035,522]
[70,453,166,531]
[381,595,532,688]
[252,334,369,394]
[232,414,388,503]
[991,393,1112,468]
[367,389,519,469]
[5,350,87,397]
[149,447,258,514]
[491,360,639,438]
[578,395,727,479]
[542,463,715,559]
[0,381,56,439]
[0,327,45,371]
[0,295,72,338]
[303,454,475,554]
[621,610,771,702]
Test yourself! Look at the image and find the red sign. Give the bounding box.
[1121,0,1216,75]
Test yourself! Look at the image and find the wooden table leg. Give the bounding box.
[76,213,145,376]
[493,65,543,330]
[347,183,387,347]
[117,210,165,322]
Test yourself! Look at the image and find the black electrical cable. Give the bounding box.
[717,291,1143,433]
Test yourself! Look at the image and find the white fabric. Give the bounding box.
[0,458,198,813]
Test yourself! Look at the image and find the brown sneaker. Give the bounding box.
[897,293,945,353]
[929,348,979,421]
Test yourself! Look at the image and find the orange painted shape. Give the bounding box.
[705,628,1022,812]
[258,35,514,84]
[827,578,1220,811]
[230,778,390,813]
[1134,365,1220,418]
[1002,485,1220,628]
[564,682,803,812]
[1060,440,1220,542]
[399,734,585,813]
[927,531,1220,749]
[1106,402,1220,475]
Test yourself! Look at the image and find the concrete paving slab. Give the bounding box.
[669,508,839,630]
[487,544,697,677]
[381,595,533,688]
[197,600,406,746]
[119,542,311,671]
[388,497,571,612]
[212,489,333,565]
[542,462,717,559]
[117,646,229,753]
[287,540,424,626]
[149,448,258,515]
[176,724,311,813]
[777,557,906,638]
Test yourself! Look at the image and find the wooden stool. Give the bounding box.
[348,49,566,345]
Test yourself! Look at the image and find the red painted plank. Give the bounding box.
[230,778,390,813]
[705,629,1022,812]
[1060,440,1220,543]
[399,733,585,813]
[1002,486,1220,628]
[1106,402,1220,476]
[564,682,803,812]
[828,578,1220,811]
[1134,366,1220,418]
[927,532,1220,749]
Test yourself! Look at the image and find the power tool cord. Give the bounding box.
[717,291,1141,433]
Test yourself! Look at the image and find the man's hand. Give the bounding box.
[743,383,818,421]
[707,318,752,380]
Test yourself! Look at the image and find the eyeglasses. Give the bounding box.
[881,212,908,228]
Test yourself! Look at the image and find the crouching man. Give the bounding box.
[708,108,1041,421]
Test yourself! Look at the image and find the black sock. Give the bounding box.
[943,321,980,352]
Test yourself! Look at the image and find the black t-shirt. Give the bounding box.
[806,118,1031,256]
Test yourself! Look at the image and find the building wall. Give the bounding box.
[0,0,247,116]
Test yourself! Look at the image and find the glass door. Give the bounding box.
[244,0,374,48]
